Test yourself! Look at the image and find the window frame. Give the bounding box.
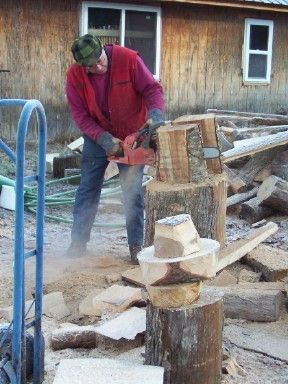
[80,1,162,78]
[243,18,274,84]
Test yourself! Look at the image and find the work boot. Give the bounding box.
[66,242,87,258]
[129,245,142,265]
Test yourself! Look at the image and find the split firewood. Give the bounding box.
[226,187,258,208]
[237,147,283,188]
[207,108,288,120]
[223,165,246,194]
[221,131,288,163]
[257,175,288,214]
[239,197,274,223]
[271,149,288,181]
[217,222,278,272]
[233,125,288,140]
[53,154,81,178]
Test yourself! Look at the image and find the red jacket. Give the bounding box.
[66,45,147,140]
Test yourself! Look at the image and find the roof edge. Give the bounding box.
[160,0,288,13]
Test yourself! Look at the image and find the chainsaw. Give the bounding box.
[108,120,163,166]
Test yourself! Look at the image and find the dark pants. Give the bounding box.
[71,135,144,246]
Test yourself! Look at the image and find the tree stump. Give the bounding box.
[145,288,223,384]
[145,174,227,246]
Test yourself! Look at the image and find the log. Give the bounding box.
[215,286,283,322]
[237,147,283,188]
[145,288,223,384]
[223,164,246,194]
[53,154,81,178]
[271,150,288,181]
[217,222,278,272]
[239,197,274,223]
[156,123,208,183]
[244,244,288,282]
[226,187,258,207]
[51,325,96,350]
[172,113,222,174]
[257,175,288,214]
[144,174,227,246]
[233,125,288,140]
[221,131,288,163]
[207,109,288,120]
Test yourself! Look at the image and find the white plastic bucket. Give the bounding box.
[0,185,16,211]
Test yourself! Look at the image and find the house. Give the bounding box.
[0,0,288,140]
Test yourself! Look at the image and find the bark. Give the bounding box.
[144,174,227,247]
[257,175,288,214]
[239,197,274,223]
[145,288,223,384]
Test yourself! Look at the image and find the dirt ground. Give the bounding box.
[0,145,288,383]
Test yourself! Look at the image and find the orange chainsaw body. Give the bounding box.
[108,132,156,165]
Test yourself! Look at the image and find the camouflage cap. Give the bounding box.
[71,34,103,66]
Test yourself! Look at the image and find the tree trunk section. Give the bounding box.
[239,197,274,223]
[257,175,288,214]
[145,288,223,384]
[144,174,227,246]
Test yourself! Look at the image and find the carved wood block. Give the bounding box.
[138,238,220,286]
[154,214,200,258]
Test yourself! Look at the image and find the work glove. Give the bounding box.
[147,108,165,150]
[96,132,123,157]
[148,108,165,131]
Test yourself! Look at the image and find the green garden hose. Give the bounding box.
[0,173,153,228]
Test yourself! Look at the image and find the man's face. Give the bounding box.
[84,50,108,75]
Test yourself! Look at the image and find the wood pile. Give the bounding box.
[208,109,288,223]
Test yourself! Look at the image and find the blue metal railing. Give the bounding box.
[0,99,47,384]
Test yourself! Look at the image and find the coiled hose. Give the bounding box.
[0,173,153,228]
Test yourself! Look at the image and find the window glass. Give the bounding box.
[248,54,267,78]
[125,11,157,73]
[88,8,121,45]
[250,25,269,51]
[243,19,273,83]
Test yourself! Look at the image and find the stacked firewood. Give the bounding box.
[208,109,288,223]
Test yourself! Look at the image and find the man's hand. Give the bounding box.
[97,132,123,157]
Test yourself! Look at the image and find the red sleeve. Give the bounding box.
[134,55,165,113]
[66,79,104,141]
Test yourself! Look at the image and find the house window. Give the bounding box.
[243,19,274,83]
[81,2,161,78]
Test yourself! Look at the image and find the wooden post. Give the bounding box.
[145,115,226,247]
[145,289,223,384]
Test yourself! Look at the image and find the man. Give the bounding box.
[66,34,165,262]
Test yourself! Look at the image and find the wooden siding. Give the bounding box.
[0,0,288,139]
[0,0,79,140]
[161,3,288,119]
